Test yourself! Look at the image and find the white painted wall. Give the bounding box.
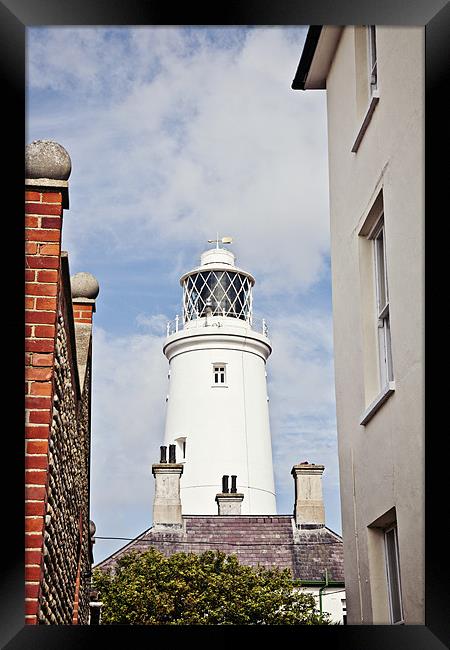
[299,587,346,624]
[163,315,276,515]
[323,26,424,624]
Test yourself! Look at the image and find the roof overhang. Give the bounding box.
[291,25,344,90]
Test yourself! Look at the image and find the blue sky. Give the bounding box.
[27,26,341,563]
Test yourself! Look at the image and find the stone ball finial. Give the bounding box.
[71,272,100,300]
[25,140,72,180]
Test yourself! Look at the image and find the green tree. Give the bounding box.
[93,548,332,625]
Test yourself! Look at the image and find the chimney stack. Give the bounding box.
[152,445,184,528]
[216,475,244,515]
[291,462,325,527]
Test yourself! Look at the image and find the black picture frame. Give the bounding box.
[2,0,448,647]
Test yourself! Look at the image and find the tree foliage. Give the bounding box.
[93,548,332,625]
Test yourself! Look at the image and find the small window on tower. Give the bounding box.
[213,364,226,385]
[175,436,186,461]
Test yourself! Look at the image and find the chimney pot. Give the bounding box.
[169,444,176,463]
[230,475,237,493]
[222,475,229,493]
[160,446,167,463]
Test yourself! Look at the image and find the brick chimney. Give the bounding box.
[152,445,184,528]
[215,474,244,515]
[291,462,325,527]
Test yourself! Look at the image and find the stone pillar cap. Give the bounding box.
[71,272,100,300]
[25,140,72,180]
[152,463,184,475]
[292,462,325,474]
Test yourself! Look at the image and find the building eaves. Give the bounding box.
[291,25,344,90]
[291,26,323,90]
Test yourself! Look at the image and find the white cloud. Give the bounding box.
[266,310,340,525]
[135,312,169,335]
[90,326,168,559]
[28,26,330,298]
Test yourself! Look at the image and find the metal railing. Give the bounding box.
[166,314,269,337]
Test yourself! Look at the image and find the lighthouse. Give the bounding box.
[162,238,276,515]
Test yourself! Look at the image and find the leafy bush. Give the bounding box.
[93,548,331,625]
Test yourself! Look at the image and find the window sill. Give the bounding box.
[211,385,228,388]
[351,91,379,153]
[360,381,395,426]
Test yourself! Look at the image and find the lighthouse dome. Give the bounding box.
[200,248,235,267]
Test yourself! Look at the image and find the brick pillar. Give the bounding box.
[24,140,71,625]
[72,298,95,325]
[71,273,99,391]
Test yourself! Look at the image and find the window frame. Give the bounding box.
[212,363,227,386]
[367,25,378,95]
[174,436,187,461]
[384,523,404,624]
[371,217,394,388]
[351,25,380,153]
[358,197,396,426]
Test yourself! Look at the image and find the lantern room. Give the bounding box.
[179,247,255,324]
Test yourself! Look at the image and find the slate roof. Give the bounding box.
[96,515,344,583]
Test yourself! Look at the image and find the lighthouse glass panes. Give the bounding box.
[183,270,252,323]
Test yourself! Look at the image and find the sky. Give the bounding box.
[26,26,341,563]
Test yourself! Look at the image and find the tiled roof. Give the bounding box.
[96,515,344,583]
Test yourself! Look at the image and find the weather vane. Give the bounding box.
[207,233,233,249]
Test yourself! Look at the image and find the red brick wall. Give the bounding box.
[72,302,94,324]
[25,188,63,625]
[25,185,95,625]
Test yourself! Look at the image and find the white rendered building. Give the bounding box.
[162,242,276,515]
[293,26,424,624]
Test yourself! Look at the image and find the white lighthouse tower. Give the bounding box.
[162,238,276,515]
